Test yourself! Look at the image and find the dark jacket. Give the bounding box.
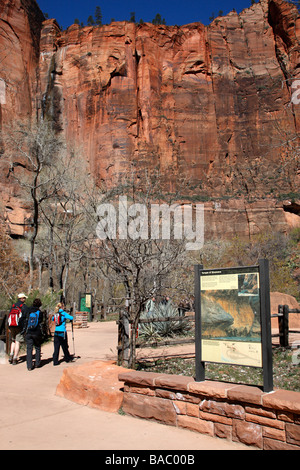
[14,300,26,311]
[22,306,44,338]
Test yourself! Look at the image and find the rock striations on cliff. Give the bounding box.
[0,0,299,238]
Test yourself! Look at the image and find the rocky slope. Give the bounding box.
[0,0,299,238]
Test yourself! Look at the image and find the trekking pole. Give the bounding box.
[71,320,75,356]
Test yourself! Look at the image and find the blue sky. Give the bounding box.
[36,0,255,29]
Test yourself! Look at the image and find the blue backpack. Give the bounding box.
[27,310,40,330]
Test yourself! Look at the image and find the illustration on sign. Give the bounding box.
[200,267,262,367]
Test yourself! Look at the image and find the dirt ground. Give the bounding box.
[0,321,260,451]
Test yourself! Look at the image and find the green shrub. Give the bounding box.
[139,301,191,340]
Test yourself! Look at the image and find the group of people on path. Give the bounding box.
[8,293,74,371]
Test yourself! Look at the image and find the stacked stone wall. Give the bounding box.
[118,371,300,450]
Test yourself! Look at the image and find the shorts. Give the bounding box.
[9,326,24,343]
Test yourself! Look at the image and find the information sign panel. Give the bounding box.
[194,259,273,392]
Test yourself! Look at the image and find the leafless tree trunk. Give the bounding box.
[81,172,189,367]
[2,119,65,291]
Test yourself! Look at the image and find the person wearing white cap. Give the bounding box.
[8,293,28,364]
[18,293,27,300]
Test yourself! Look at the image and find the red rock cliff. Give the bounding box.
[0,0,44,234]
[0,0,299,237]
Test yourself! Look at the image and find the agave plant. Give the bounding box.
[138,323,161,342]
[139,300,191,340]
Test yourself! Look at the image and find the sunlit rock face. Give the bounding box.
[0,0,299,237]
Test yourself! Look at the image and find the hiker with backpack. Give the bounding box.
[22,298,44,371]
[8,293,27,365]
[52,302,74,366]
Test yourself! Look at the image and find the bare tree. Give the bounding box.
[37,147,92,297]
[3,119,66,290]
[82,172,190,367]
[0,213,26,303]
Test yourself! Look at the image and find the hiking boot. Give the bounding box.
[12,357,17,365]
[66,356,75,363]
[8,355,13,364]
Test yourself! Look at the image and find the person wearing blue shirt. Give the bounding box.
[52,302,74,366]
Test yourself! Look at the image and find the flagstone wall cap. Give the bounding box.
[154,374,194,391]
[188,380,238,398]
[262,389,300,414]
[227,385,265,405]
[118,371,194,390]
[118,370,166,387]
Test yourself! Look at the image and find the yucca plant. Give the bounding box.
[138,323,161,342]
[139,301,191,340]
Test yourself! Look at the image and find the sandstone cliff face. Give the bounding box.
[0,0,43,120]
[0,0,299,237]
[0,0,44,235]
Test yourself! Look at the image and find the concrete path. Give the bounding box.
[0,322,255,450]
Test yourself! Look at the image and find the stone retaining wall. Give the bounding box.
[118,371,300,450]
[73,311,88,328]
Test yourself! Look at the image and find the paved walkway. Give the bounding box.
[0,322,255,450]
